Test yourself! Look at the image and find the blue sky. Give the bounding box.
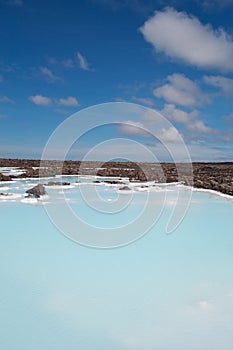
[1,0,233,160]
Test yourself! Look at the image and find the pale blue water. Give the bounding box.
[0,176,233,350]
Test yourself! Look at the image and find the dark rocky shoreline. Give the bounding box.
[0,158,233,196]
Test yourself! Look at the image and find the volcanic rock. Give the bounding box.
[26,184,47,198]
[0,172,12,181]
[46,181,70,186]
[0,159,233,196]
[103,180,123,184]
[118,186,132,191]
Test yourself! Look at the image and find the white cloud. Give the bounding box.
[157,103,217,136]
[204,75,233,95]
[118,120,183,143]
[161,103,198,124]
[118,121,151,137]
[58,96,79,107]
[158,126,183,143]
[29,95,80,107]
[187,120,216,135]
[132,97,155,107]
[152,102,216,137]
[40,67,62,82]
[140,7,233,72]
[29,95,52,106]
[142,109,168,127]
[154,73,206,107]
[2,139,231,162]
[0,96,14,104]
[77,52,92,71]
[116,99,217,142]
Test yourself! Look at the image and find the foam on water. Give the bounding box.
[0,186,10,191]
[44,184,76,190]
[0,193,23,200]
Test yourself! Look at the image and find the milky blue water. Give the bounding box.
[0,175,233,350]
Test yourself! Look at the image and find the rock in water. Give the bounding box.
[118,186,132,191]
[26,184,47,198]
[0,172,12,181]
[46,181,70,186]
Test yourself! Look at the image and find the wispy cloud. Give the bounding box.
[132,97,155,107]
[46,57,58,65]
[219,129,233,142]
[0,62,16,73]
[204,75,233,95]
[29,95,52,106]
[140,7,233,72]
[40,67,63,83]
[77,52,92,71]
[58,96,79,107]
[0,96,14,104]
[54,109,70,116]
[62,59,75,68]
[202,0,233,10]
[118,81,147,95]
[222,112,233,126]
[47,55,87,70]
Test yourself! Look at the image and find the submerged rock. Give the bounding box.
[26,184,47,198]
[118,186,132,191]
[46,181,70,186]
[103,180,123,184]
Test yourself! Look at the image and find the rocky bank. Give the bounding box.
[0,158,233,196]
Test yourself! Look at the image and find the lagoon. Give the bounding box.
[0,176,233,350]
